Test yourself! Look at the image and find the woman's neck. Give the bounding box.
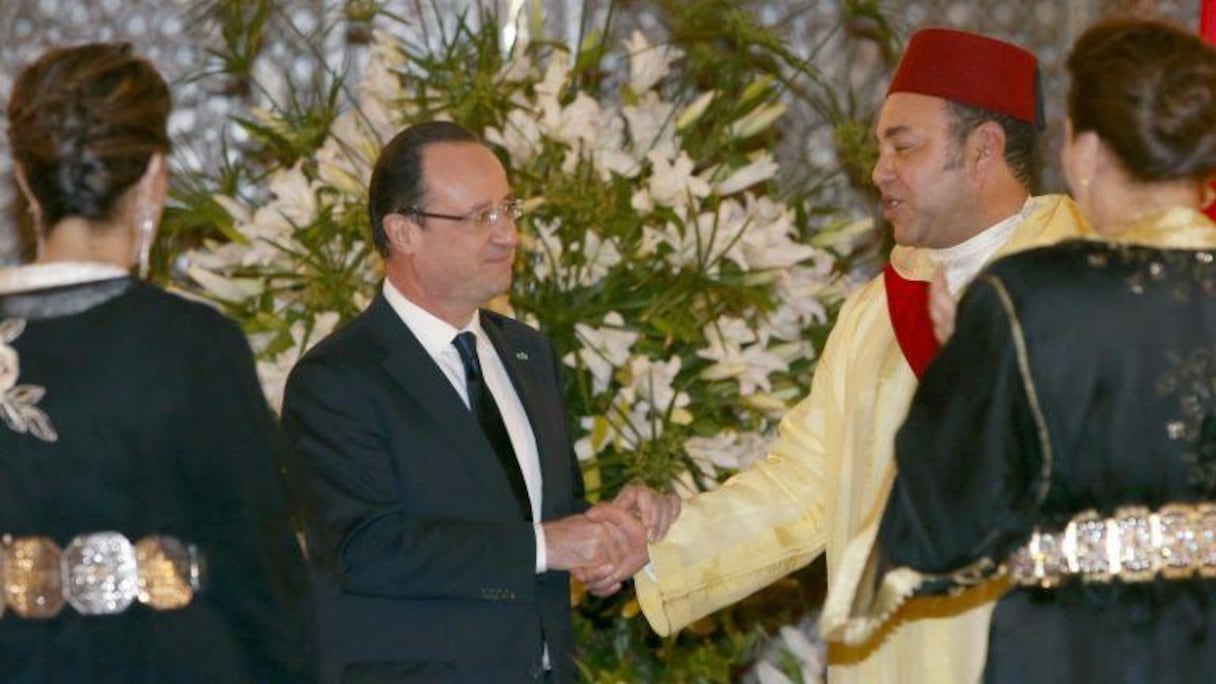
[36,216,136,270]
[1091,177,1204,236]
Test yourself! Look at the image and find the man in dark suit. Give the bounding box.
[282,121,677,683]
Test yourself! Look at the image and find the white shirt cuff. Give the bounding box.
[533,522,547,573]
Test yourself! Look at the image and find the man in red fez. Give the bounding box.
[634,28,1088,683]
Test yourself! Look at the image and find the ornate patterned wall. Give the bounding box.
[0,0,1202,262]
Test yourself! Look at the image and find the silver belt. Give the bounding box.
[1,531,203,618]
[1008,503,1216,587]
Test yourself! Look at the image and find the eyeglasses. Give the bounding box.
[403,198,523,229]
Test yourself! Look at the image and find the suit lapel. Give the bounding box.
[365,295,522,516]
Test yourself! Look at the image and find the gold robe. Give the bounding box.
[635,194,1088,684]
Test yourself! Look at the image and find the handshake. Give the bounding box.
[543,484,681,597]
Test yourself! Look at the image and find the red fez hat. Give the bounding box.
[888,28,1041,128]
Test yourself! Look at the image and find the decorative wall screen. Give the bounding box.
[0,0,1200,261]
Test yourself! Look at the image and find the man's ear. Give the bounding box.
[383,213,419,254]
[970,121,1007,177]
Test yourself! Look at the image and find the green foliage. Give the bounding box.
[172,2,894,680]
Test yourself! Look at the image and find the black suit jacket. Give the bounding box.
[282,293,586,683]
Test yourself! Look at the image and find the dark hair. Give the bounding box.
[367,121,481,257]
[8,42,171,229]
[1067,17,1216,182]
[944,100,1040,193]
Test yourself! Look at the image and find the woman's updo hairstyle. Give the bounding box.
[7,43,170,229]
[1067,17,1216,183]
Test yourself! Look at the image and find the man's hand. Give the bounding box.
[612,483,681,542]
[544,504,648,596]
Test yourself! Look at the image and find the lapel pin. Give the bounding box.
[515,351,529,361]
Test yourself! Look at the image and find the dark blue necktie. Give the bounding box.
[452,331,532,522]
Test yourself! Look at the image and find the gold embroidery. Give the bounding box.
[986,275,1054,506]
[0,318,57,443]
[1156,346,1216,491]
[1104,246,1216,300]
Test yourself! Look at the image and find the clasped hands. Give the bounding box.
[544,484,681,597]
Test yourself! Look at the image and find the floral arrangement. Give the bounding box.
[173,4,876,680]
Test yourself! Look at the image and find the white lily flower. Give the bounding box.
[574,414,610,462]
[182,241,245,272]
[684,430,742,475]
[586,112,638,180]
[316,159,368,200]
[767,264,838,340]
[740,74,777,102]
[736,197,820,271]
[810,216,876,254]
[555,92,604,150]
[716,152,779,196]
[497,40,534,83]
[529,218,566,285]
[268,162,319,227]
[606,397,664,450]
[576,231,622,287]
[571,312,638,394]
[647,151,710,209]
[684,429,772,475]
[623,355,688,415]
[729,101,788,139]
[623,31,683,94]
[744,392,789,415]
[700,317,757,359]
[536,49,571,99]
[485,109,543,165]
[630,188,654,214]
[676,90,716,130]
[212,194,252,225]
[187,266,264,303]
[665,202,747,273]
[623,91,677,160]
[697,316,790,394]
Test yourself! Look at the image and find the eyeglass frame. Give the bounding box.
[398,198,524,229]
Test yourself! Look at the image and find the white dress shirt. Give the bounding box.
[930,196,1037,295]
[381,280,548,572]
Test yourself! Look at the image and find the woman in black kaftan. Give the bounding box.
[875,18,1216,683]
[0,44,313,682]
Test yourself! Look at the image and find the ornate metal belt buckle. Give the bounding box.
[1011,529,1069,588]
[1072,511,1111,583]
[63,531,138,615]
[1007,542,1036,586]
[135,535,200,610]
[1159,503,1199,580]
[1197,504,1216,579]
[3,536,64,618]
[1115,506,1155,583]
